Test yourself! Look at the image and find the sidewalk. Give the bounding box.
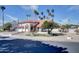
[0,32,79,42]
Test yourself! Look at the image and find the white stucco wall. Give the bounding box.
[16,23,31,32]
[39,28,42,32]
[16,29,29,32]
[68,29,76,33]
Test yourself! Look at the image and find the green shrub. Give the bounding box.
[0,29,4,32]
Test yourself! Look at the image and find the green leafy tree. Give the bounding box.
[52,22,59,28]
[42,21,52,34]
[62,24,71,29]
[42,21,59,29]
[3,22,12,31]
[42,21,59,33]
[42,21,50,29]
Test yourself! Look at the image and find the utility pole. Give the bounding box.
[0,6,5,30]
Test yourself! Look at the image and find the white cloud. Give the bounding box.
[60,18,71,24]
[30,5,38,10]
[68,5,79,11]
[20,5,38,11]
[63,19,68,24]
[5,14,18,21]
[20,5,30,10]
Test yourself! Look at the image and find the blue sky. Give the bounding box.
[0,5,79,25]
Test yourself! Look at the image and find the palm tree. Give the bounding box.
[0,6,5,29]
[33,9,54,20]
[43,15,46,19]
[41,12,44,15]
[51,9,54,17]
[34,10,40,20]
[47,9,51,19]
[34,10,39,15]
[26,14,31,20]
[47,9,50,13]
[39,16,43,20]
[51,9,54,13]
[41,12,46,20]
[47,9,54,21]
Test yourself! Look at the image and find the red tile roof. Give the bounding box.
[19,20,39,24]
[18,20,52,28]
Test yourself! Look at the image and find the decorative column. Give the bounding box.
[28,23,31,32]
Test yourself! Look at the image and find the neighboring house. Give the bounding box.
[16,20,51,32]
[68,29,76,33]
